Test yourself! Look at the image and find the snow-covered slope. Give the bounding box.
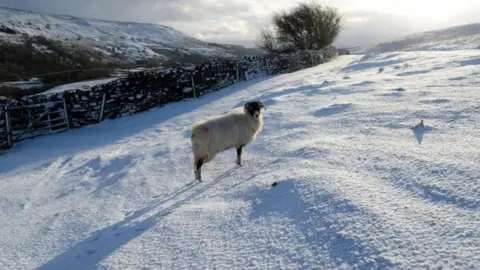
[1,50,480,269]
[0,6,256,62]
[354,23,480,54]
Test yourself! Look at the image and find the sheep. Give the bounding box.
[190,101,266,182]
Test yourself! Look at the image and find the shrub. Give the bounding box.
[256,1,343,53]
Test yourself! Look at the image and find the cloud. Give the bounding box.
[0,0,264,46]
[1,0,479,48]
[334,11,421,48]
[0,0,255,22]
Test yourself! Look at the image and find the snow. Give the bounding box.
[0,81,44,90]
[354,23,480,54]
[0,6,236,62]
[1,50,480,269]
[39,78,121,95]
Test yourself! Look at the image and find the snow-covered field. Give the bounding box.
[0,81,44,90]
[1,50,480,269]
[354,23,480,54]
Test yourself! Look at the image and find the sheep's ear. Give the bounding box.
[259,101,266,110]
[244,102,251,112]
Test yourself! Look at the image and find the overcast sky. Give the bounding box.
[1,0,479,47]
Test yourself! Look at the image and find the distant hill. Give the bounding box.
[0,6,262,64]
[0,6,263,95]
[351,23,480,54]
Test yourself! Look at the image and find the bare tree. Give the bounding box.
[257,1,343,53]
[255,28,276,53]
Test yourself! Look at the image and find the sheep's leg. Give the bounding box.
[236,145,245,166]
[195,157,204,182]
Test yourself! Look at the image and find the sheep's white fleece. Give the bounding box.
[191,107,263,163]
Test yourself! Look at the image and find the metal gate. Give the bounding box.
[5,100,70,147]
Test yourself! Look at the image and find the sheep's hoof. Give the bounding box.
[195,172,202,182]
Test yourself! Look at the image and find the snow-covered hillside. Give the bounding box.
[0,6,257,62]
[1,50,480,269]
[353,23,480,54]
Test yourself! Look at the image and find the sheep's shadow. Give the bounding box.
[0,76,272,175]
[36,167,238,270]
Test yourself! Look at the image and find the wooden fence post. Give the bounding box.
[266,59,270,75]
[191,74,196,99]
[236,61,240,81]
[5,105,12,148]
[47,112,52,132]
[63,97,71,128]
[99,93,106,123]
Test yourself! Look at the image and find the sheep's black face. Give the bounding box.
[244,101,265,119]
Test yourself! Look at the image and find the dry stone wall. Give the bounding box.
[0,47,337,151]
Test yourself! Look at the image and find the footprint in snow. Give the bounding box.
[90,236,101,242]
[397,70,431,76]
[449,76,467,81]
[419,98,450,104]
[377,88,405,97]
[350,80,374,87]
